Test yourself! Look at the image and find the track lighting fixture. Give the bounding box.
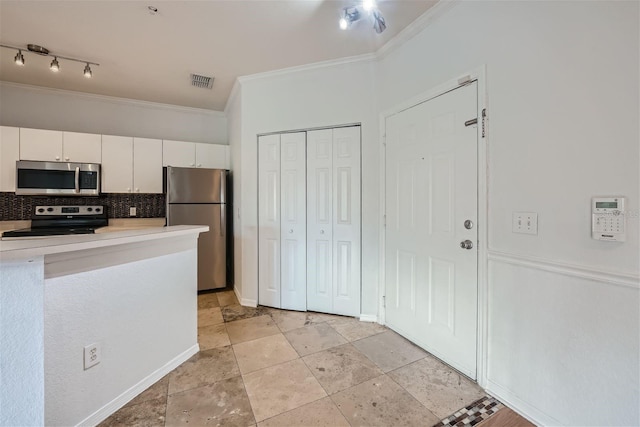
[14,49,24,66]
[1,43,99,78]
[50,56,60,72]
[338,0,386,34]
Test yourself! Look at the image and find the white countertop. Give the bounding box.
[0,225,209,262]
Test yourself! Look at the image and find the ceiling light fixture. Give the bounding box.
[338,1,386,34]
[14,49,24,65]
[0,43,99,78]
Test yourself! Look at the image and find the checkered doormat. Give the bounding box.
[433,395,504,427]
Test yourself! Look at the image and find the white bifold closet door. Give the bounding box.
[258,132,307,311]
[307,126,361,317]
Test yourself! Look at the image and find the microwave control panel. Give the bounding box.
[592,197,625,242]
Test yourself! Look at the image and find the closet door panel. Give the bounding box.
[258,134,281,308]
[280,132,307,311]
[307,129,334,313]
[332,126,361,316]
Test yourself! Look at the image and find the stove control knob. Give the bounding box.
[47,207,54,212]
[37,208,45,213]
[87,207,93,212]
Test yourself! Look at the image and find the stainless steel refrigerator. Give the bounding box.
[165,167,231,290]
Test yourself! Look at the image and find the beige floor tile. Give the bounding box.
[331,375,440,427]
[226,315,280,344]
[258,397,349,427]
[168,346,240,395]
[269,309,314,332]
[352,330,427,372]
[217,290,240,306]
[124,375,169,408]
[197,306,224,327]
[388,355,485,419]
[222,304,272,322]
[99,398,166,427]
[302,343,384,394]
[284,323,347,356]
[328,318,387,342]
[233,333,299,374]
[243,359,327,422]
[197,292,220,309]
[198,323,231,350]
[165,376,255,426]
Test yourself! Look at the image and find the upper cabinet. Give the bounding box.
[101,135,162,194]
[163,140,229,169]
[19,128,101,163]
[0,126,20,192]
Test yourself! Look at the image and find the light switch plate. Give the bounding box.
[513,212,538,235]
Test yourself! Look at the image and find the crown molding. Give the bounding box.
[0,80,226,117]
[237,52,376,84]
[376,0,460,60]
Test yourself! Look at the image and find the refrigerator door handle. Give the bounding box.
[220,204,225,236]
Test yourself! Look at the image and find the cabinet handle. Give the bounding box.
[135,188,140,192]
[197,164,202,167]
[65,157,70,161]
[190,163,195,167]
[127,188,131,192]
[55,156,60,161]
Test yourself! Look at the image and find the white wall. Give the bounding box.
[376,1,639,425]
[44,248,198,426]
[234,59,380,313]
[0,82,227,144]
[0,258,45,427]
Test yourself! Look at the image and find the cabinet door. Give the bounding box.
[195,143,229,169]
[62,132,102,163]
[20,128,63,161]
[280,132,307,311]
[306,129,334,313]
[332,126,361,316]
[163,140,195,167]
[134,138,163,193]
[101,135,133,193]
[258,134,281,309]
[0,126,20,192]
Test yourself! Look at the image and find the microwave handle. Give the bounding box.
[74,167,80,193]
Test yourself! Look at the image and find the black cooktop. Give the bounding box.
[2,205,108,239]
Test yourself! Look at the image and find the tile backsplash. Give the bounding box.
[0,192,165,221]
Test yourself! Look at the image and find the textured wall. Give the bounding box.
[0,192,165,221]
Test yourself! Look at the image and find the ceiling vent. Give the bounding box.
[191,73,214,89]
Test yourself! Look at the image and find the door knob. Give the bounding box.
[460,240,473,249]
[320,230,325,234]
[289,229,293,233]
[464,220,473,230]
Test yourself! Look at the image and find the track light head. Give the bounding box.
[84,63,92,78]
[14,49,24,65]
[362,0,375,12]
[372,9,386,34]
[339,7,360,30]
[50,56,60,72]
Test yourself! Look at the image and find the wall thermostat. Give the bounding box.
[592,196,625,242]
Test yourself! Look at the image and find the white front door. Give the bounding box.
[385,82,479,378]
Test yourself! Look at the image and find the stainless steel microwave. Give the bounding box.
[15,160,101,196]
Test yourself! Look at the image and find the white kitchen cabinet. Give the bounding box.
[133,138,163,193]
[102,135,162,193]
[62,132,102,163]
[163,140,196,167]
[163,139,229,169]
[195,143,229,169]
[20,128,63,161]
[0,126,20,192]
[19,128,101,163]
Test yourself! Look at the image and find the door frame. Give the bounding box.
[378,66,489,386]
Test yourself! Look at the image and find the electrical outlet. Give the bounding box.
[84,343,101,370]
[129,207,137,217]
[512,212,538,235]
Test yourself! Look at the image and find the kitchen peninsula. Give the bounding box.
[0,225,208,426]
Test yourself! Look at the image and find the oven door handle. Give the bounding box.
[74,167,80,193]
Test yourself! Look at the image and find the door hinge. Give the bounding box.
[383,295,386,308]
[481,108,487,138]
[383,214,386,228]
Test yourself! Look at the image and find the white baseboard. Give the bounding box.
[77,344,199,427]
[233,286,257,307]
[359,314,379,323]
[485,379,563,427]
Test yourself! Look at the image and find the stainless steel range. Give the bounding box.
[2,205,108,239]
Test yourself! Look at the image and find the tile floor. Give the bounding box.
[100,290,531,427]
